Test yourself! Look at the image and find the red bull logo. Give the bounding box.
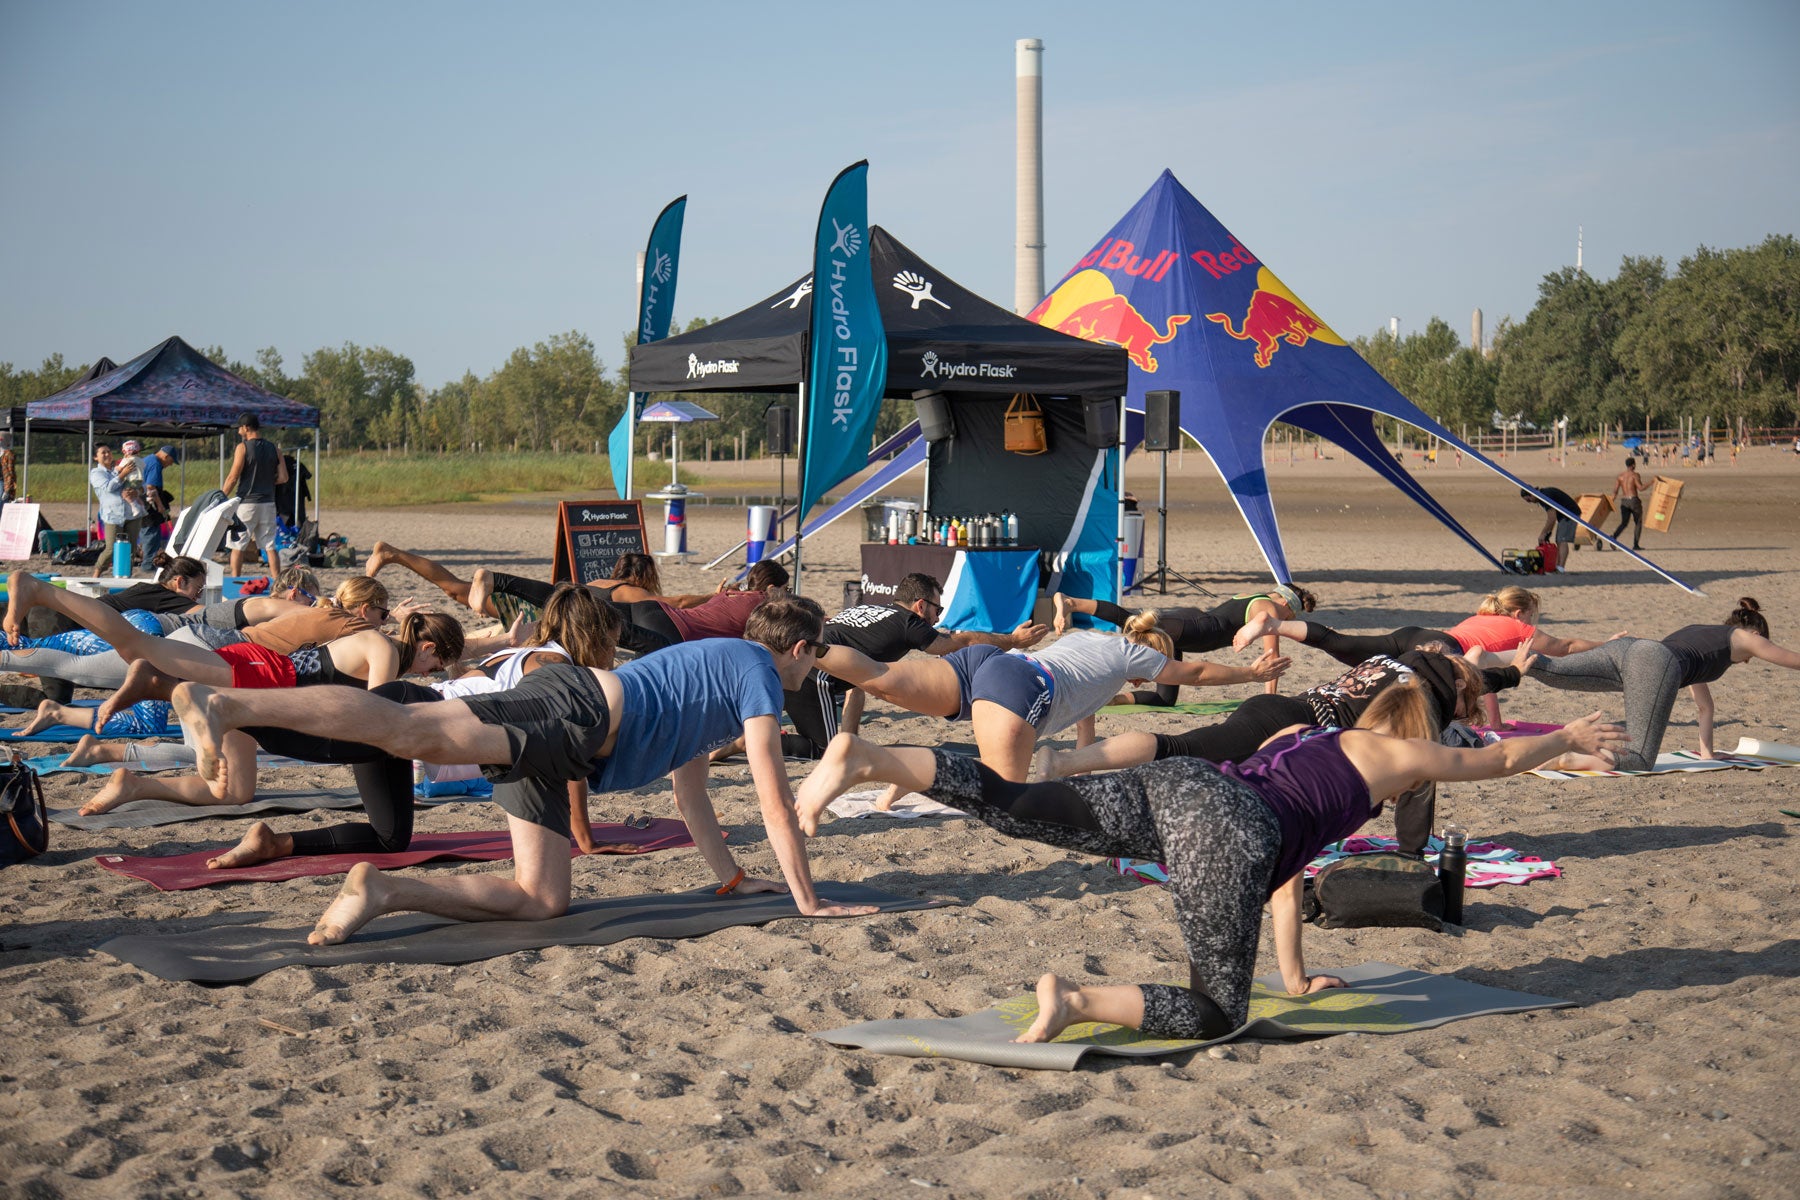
[1027,270,1190,372]
[1204,268,1346,368]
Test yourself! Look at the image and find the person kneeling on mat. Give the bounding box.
[170,596,879,944]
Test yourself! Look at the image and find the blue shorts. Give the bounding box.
[972,653,1055,732]
[944,644,1005,720]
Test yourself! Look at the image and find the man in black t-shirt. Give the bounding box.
[711,572,1049,761]
[1521,485,1579,573]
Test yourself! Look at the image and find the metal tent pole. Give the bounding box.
[21,416,29,500]
[313,429,321,532]
[85,419,94,535]
[791,382,805,595]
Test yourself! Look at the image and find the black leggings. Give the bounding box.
[619,600,682,648]
[1153,693,1312,763]
[1092,598,1250,706]
[924,750,1281,1038]
[1299,621,1457,667]
[246,681,441,856]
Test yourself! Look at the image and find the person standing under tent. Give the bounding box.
[87,445,140,579]
[222,413,287,580]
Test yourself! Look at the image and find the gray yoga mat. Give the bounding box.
[50,787,365,831]
[101,882,953,984]
[814,962,1574,1070]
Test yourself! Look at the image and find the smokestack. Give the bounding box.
[1014,38,1044,315]
[1389,316,1400,341]
[1471,308,1483,355]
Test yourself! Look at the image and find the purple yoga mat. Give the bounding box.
[94,818,698,892]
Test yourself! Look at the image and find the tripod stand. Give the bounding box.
[1132,447,1213,597]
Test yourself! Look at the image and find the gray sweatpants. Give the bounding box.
[1527,638,1684,771]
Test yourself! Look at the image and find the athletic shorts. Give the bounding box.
[970,653,1055,732]
[216,641,297,689]
[458,663,610,836]
[231,500,278,550]
[943,644,1005,720]
[1553,516,1576,543]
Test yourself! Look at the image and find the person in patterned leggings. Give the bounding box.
[796,686,1622,1041]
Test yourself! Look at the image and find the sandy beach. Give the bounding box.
[2,444,1797,1198]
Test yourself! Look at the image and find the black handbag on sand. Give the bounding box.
[0,752,48,866]
[1306,853,1445,931]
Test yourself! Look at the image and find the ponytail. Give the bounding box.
[1726,596,1768,639]
[151,552,206,588]
[1123,610,1174,659]
[1477,586,1538,619]
[332,576,389,613]
[611,552,661,594]
[1356,678,1436,741]
[396,611,465,673]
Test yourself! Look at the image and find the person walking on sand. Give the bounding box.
[793,685,1625,1042]
[1606,457,1647,551]
[167,597,878,944]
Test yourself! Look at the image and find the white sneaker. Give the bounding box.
[1554,566,1567,573]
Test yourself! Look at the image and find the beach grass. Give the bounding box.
[18,452,698,508]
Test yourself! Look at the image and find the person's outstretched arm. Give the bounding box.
[743,714,878,918]
[926,621,1049,654]
[1157,649,1289,689]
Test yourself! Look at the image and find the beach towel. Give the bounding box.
[49,787,365,831]
[826,788,966,820]
[1111,835,1560,891]
[1096,700,1243,717]
[94,818,699,892]
[98,882,952,984]
[1529,738,1800,780]
[813,962,1573,1070]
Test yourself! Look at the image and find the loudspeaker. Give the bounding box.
[914,390,955,442]
[1083,397,1120,448]
[766,405,794,455]
[1144,389,1180,452]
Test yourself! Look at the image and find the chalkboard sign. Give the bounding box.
[551,501,647,585]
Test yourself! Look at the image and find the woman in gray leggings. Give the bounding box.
[1504,598,1799,771]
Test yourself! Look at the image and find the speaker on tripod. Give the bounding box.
[913,390,955,442]
[1134,390,1211,597]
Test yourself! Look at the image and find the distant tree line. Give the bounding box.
[4,235,1791,462]
[1354,234,1799,437]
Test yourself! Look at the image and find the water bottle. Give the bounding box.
[903,509,917,544]
[1005,510,1020,546]
[1438,824,1468,925]
[112,539,131,578]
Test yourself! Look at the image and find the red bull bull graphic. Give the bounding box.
[1205,268,1346,368]
[1028,270,1190,372]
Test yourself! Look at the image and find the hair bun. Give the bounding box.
[1737,596,1761,612]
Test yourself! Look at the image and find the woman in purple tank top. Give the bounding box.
[795,684,1624,1042]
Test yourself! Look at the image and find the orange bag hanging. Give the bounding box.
[1004,394,1048,456]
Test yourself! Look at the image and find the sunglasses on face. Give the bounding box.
[806,640,829,658]
[292,587,316,605]
[370,605,391,623]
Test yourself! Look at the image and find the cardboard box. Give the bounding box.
[1574,494,1614,546]
[1645,476,1685,533]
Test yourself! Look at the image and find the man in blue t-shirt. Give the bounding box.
[170,596,879,944]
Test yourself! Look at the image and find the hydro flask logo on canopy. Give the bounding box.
[892,270,950,310]
[772,279,813,311]
[825,222,870,429]
[687,354,740,379]
[919,351,1017,381]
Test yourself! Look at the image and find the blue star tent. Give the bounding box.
[1028,170,1695,593]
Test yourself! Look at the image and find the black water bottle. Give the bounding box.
[1438,824,1468,925]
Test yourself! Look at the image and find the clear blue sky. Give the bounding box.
[3,0,1795,389]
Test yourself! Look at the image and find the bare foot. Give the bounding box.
[364,541,395,578]
[1028,746,1062,783]
[466,567,496,618]
[309,862,390,945]
[1016,973,1081,1043]
[95,658,163,730]
[171,682,228,784]
[13,699,69,738]
[1547,751,1618,772]
[1052,592,1073,635]
[871,782,905,811]
[64,733,114,767]
[206,821,294,869]
[78,768,142,816]
[1232,612,1280,652]
[4,570,40,646]
[794,733,870,836]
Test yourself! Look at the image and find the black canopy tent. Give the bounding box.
[23,336,321,534]
[628,227,1129,592]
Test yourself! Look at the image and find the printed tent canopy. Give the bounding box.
[1029,170,1695,593]
[627,226,1125,399]
[627,228,1129,595]
[27,336,319,436]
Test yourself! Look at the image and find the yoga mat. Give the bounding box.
[7,722,171,743]
[827,788,966,820]
[1530,742,1800,780]
[1112,835,1561,890]
[27,751,310,777]
[99,882,952,984]
[49,787,365,831]
[1096,699,1243,717]
[814,962,1573,1070]
[94,818,699,891]
[0,699,104,715]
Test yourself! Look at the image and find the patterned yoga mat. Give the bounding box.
[1110,834,1560,890]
